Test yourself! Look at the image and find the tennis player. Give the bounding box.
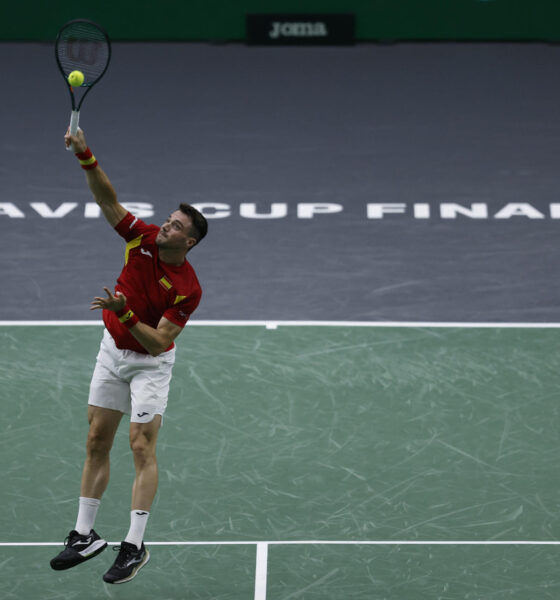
[50,128,207,584]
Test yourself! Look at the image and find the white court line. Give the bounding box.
[5,540,556,600]
[2,540,559,546]
[254,543,268,600]
[1,320,560,328]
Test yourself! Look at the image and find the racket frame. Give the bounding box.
[55,18,111,143]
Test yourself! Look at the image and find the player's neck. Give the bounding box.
[158,248,186,266]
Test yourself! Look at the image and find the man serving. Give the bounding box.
[50,129,207,584]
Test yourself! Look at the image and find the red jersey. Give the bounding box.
[103,212,202,353]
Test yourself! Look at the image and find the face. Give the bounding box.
[155,210,197,252]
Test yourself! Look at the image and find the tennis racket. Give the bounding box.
[55,19,111,150]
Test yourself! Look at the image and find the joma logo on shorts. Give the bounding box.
[269,21,328,39]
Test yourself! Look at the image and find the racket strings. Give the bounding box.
[56,22,110,85]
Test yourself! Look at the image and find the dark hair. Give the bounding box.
[179,204,208,246]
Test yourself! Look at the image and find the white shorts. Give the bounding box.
[88,329,176,424]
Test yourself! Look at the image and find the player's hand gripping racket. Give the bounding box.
[55,19,111,150]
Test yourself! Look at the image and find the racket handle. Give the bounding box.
[70,110,80,135]
[66,110,80,152]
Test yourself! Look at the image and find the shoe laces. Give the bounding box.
[112,542,138,568]
[64,531,84,547]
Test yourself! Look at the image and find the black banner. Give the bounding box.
[246,13,355,45]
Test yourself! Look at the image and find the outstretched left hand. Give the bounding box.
[91,287,127,312]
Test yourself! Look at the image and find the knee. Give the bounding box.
[130,435,156,466]
[86,427,112,458]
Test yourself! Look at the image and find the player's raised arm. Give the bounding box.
[65,128,127,227]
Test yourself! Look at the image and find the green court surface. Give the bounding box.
[1,324,559,598]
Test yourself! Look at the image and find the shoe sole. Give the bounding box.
[50,540,108,571]
[104,549,150,584]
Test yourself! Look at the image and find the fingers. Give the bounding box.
[90,287,127,311]
[115,290,126,304]
[63,127,87,151]
[90,297,104,311]
[103,287,126,301]
[90,291,109,308]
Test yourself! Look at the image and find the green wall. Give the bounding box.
[1,0,559,41]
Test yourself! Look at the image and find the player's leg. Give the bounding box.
[129,415,162,511]
[50,406,123,571]
[102,417,160,584]
[103,347,174,584]
[80,405,123,499]
[80,331,130,504]
[51,330,129,571]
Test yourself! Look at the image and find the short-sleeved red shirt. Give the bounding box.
[103,212,202,353]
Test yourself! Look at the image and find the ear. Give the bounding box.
[185,237,197,251]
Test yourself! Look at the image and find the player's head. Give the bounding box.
[156,204,208,254]
[179,204,208,248]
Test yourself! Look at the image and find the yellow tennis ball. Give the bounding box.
[68,70,85,87]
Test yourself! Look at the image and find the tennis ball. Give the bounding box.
[68,70,85,87]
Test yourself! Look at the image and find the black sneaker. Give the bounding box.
[102,541,150,584]
[50,529,107,570]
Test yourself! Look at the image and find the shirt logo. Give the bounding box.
[140,248,153,258]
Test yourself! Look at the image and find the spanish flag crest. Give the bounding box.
[159,276,173,290]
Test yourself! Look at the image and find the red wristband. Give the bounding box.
[115,304,139,329]
[75,147,98,170]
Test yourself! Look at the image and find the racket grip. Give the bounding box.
[66,110,80,152]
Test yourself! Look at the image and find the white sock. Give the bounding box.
[75,497,101,535]
[124,510,150,550]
